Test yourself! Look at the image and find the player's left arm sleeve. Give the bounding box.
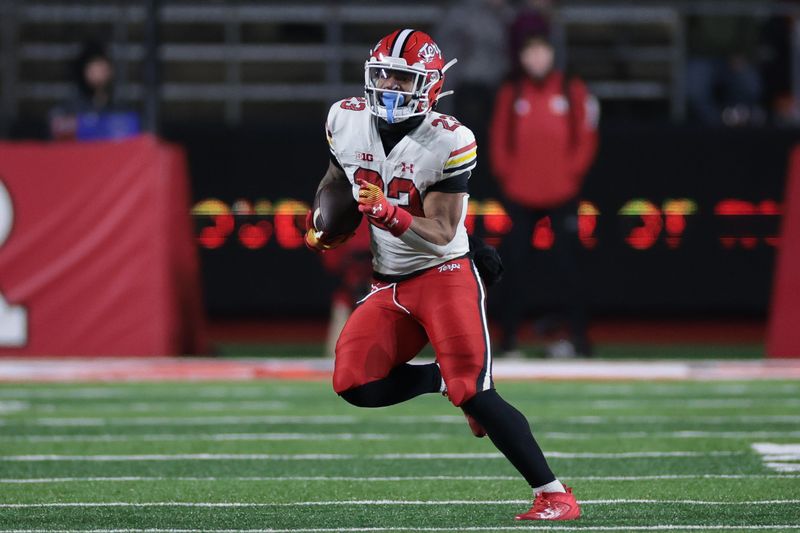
[426,172,469,194]
[569,79,600,181]
[443,127,477,179]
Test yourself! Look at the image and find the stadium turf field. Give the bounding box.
[0,379,799,532]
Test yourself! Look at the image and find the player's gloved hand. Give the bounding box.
[304,210,351,252]
[356,179,412,237]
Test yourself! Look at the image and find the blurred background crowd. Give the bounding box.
[0,0,797,358]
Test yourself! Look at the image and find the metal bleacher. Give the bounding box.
[0,0,795,130]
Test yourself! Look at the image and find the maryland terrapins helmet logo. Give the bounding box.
[364,29,457,124]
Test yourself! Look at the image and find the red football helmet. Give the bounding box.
[364,29,457,123]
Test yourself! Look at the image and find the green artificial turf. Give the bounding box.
[0,380,798,531]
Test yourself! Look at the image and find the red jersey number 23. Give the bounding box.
[355,168,423,217]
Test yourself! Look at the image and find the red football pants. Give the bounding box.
[333,258,493,406]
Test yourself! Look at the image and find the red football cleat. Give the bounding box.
[515,486,581,521]
[461,409,486,438]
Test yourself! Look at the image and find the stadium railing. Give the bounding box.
[0,1,798,128]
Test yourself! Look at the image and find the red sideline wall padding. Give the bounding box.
[767,145,800,358]
[0,135,205,356]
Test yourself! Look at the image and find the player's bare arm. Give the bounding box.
[409,191,465,245]
[356,179,465,257]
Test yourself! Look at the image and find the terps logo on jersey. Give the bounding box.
[418,42,442,64]
[437,262,461,273]
[357,152,374,162]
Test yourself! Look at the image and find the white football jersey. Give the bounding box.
[326,97,477,276]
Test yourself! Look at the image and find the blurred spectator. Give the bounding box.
[436,0,513,114]
[686,14,765,126]
[435,0,513,181]
[759,7,799,125]
[489,29,599,358]
[320,223,372,358]
[49,41,141,141]
[509,0,554,74]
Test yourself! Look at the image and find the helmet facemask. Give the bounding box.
[364,60,441,124]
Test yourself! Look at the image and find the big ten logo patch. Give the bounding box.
[357,152,374,162]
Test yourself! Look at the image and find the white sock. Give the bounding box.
[438,364,447,394]
[534,480,566,494]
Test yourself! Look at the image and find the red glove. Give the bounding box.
[304,210,351,252]
[356,179,412,237]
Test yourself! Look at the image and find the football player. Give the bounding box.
[306,29,580,521]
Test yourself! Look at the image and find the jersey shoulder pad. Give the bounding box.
[328,97,369,128]
[327,97,369,154]
[331,97,369,117]
[438,117,476,177]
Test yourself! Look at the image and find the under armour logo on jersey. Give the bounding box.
[438,263,461,273]
[401,162,414,173]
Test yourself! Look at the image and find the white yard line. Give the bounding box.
[4,430,800,443]
[1,499,799,508]
[0,387,270,400]
[565,415,800,425]
[33,401,289,413]
[0,433,449,443]
[1,527,800,533]
[0,401,29,414]
[588,398,800,409]
[752,443,800,455]
[544,430,800,439]
[0,474,797,484]
[0,451,745,462]
[20,415,364,427]
[16,412,795,428]
[765,462,800,472]
[3,415,472,427]
[752,442,800,472]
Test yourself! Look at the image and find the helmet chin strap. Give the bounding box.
[381,92,405,123]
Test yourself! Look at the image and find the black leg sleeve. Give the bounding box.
[339,363,441,408]
[462,389,556,488]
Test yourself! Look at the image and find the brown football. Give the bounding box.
[311,179,362,238]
